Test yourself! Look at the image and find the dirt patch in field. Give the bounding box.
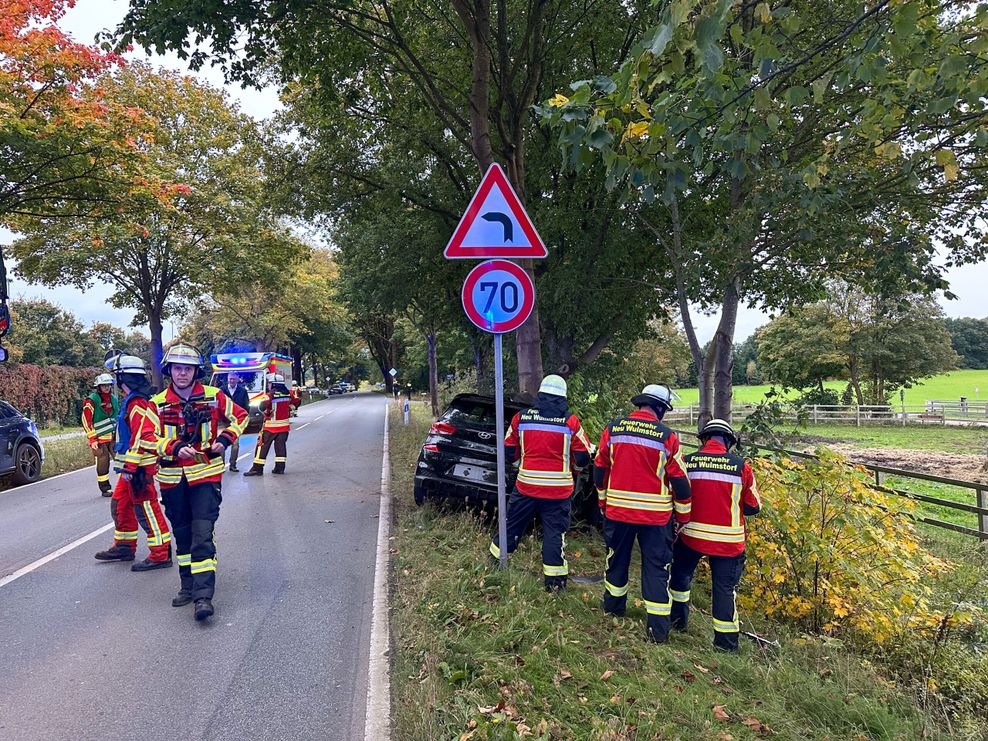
[829,445,988,483]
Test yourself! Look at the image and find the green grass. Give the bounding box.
[673,369,988,407]
[389,405,958,741]
[794,424,988,454]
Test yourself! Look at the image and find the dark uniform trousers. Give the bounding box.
[161,480,221,599]
[669,538,746,652]
[255,430,289,471]
[602,518,675,642]
[490,488,571,589]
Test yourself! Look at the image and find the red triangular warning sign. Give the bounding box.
[444,163,548,259]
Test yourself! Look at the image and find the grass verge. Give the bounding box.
[794,424,988,455]
[390,405,950,741]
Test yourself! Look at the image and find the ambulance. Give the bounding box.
[209,352,293,430]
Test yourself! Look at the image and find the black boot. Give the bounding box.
[243,465,263,477]
[229,463,239,472]
[194,598,214,621]
[99,484,112,497]
[545,576,568,592]
[272,463,285,475]
[131,557,173,572]
[172,590,193,607]
[94,545,135,561]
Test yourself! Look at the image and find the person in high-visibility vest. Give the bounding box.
[94,354,172,570]
[488,375,591,591]
[153,342,247,621]
[670,418,761,653]
[594,384,691,643]
[244,373,300,476]
[82,373,119,496]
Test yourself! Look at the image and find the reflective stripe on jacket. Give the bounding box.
[261,391,299,433]
[113,396,159,474]
[152,383,247,487]
[680,440,760,557]
[594,409,690,525]
[505,409,591,499]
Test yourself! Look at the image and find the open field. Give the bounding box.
[673,369,988,406]
[388,405,983,740]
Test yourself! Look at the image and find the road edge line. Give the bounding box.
[0,522,113,589]
[364,402,392,741]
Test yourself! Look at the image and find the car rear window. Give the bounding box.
[442,399,524,428]
[0,402,17,419]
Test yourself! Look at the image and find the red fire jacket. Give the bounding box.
[113,395,159,476]
[261,390,300,433]
[505,408,591,499]
[153,382,247,488]
[679,440,761,557]
[594,409,691,525]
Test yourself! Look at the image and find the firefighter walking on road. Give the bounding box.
[244,373,300,476]
[594,385,692,643]
[82,373,118,496]
[670,419,761,653]
[153,343,247,621]
[488,375,591,591]
[94,355,172,571]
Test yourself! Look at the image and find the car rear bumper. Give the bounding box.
[414,471,500,505]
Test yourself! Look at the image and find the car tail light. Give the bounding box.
[423,443,440,453]
[429,421,457,436]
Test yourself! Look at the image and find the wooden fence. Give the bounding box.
[664,402,988,427]
[673,428,988,542]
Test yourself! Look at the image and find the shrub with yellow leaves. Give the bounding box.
[740,449,948,644]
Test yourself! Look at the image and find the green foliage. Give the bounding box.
[942,317,988,370]
[757,305,846,391]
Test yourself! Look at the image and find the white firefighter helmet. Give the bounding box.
[266,372,286,384]
[105,354,149,376]
[161,342,204,375]
[538,374,568,397]
[631,384,675,412]
[699,418,739,446]
[93,373,115,387]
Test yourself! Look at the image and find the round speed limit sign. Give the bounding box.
[461,259,536,334]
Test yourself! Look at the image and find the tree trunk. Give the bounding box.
[291,345,303,385]
[848,358,864,404]
[426,331,439,417]
[148,308,165,390]
[712,279,741,421]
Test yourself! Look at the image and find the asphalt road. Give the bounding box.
[0,392,388,741]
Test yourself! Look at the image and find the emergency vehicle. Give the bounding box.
[209,352,293,429]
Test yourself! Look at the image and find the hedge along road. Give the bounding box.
[0,392,390,741]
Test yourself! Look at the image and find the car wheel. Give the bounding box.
[12,443,42,485]
[413,482,425,506]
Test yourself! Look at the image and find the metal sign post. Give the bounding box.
[493,333,508,569]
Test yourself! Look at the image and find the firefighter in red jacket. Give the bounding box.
[670,419,761,653]
[153,343,247,621]
[594,384,691,642]
[244,373,300,476]
[488,375,591,591]
[94,355,172,571]
[82,373,118,496]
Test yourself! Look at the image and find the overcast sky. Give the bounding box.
[4,0,987,345]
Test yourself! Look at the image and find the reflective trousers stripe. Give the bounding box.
[543,562,568,576]
[489,541,501,559]
[114,530,138,540]
[669,588,690,603]
[644,598,671,616]
[176,553,192,567]
[97,474,110,483]
[713,617,740,632]
[604,579,628,597]
[190,558,217,574]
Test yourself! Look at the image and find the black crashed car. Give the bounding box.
[413,393,599,524]
[0,400,44,485]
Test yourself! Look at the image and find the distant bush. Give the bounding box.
[796,387,841,406]
[0,363,99,425]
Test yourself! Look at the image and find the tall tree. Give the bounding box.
[5,299,101,366]
[544,0,988,424]
[10,64,299,386]
[111,0,657,396]
[942,317,988,370]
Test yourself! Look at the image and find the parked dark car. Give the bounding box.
[413,393,599,524]
[0,401,44,485]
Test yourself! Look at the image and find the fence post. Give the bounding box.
[689,405,694,427]
[856,406,861,427]
[874,469,884,487]
[812,405,818,424]
[978,488,988,544]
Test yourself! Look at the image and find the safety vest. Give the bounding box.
[680,442,760,557]
[505,409,590,499]
[262,391,294,433]
[595,410,690,525]
[153,383,247,488]
[82,392,118,442]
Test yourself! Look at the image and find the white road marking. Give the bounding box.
[296,423,310,430]
[0,522,113,589]
[364,403,392,741]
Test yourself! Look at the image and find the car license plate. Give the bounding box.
[452,463,479,481]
